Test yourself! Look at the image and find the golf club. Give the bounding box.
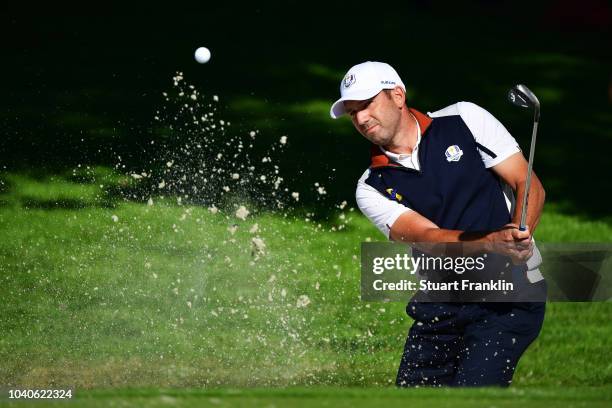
[507,84,540,232]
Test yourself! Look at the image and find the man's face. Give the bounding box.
[343,89,402,146]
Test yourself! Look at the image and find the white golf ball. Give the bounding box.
[194,47,211,64]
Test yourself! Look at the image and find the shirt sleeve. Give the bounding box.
[355,169,411,239]
[456,101,521,168]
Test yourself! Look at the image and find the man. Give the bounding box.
[330,61,547,387]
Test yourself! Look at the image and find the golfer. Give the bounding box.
[330,61,547,387]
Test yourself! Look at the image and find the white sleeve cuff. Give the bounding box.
[383,207,411,239]
[484,145,521,168]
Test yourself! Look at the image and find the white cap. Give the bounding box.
[330,61,405,119]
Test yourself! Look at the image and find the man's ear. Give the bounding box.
[391,86,406,108]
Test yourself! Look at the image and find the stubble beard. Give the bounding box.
[361,123,390,146]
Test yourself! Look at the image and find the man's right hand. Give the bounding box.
[489,223,533,265]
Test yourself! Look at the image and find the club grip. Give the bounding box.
[519,226,527,232]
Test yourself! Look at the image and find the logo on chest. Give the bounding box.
[385,188,403,202]
[445,145,463,162]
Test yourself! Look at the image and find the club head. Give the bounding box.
[508,84,540,110]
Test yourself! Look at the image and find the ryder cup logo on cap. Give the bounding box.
[330,61,406,119]
[343,73,356,88]
[445,145,464,162]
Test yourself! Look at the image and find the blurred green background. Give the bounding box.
[2,1,611,217]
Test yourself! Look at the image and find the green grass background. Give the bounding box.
[0,171,611,406]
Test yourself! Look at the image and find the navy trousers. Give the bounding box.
[396,278,547,387]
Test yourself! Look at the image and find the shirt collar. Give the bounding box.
[379,113,422,160]
[369,107,432,168]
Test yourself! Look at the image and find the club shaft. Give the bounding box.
[519,109,539,231]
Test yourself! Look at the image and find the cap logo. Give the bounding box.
[343,73,356,88]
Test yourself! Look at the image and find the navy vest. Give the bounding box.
[365,110,510,232]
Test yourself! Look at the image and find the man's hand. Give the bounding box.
[489,223,533,265]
